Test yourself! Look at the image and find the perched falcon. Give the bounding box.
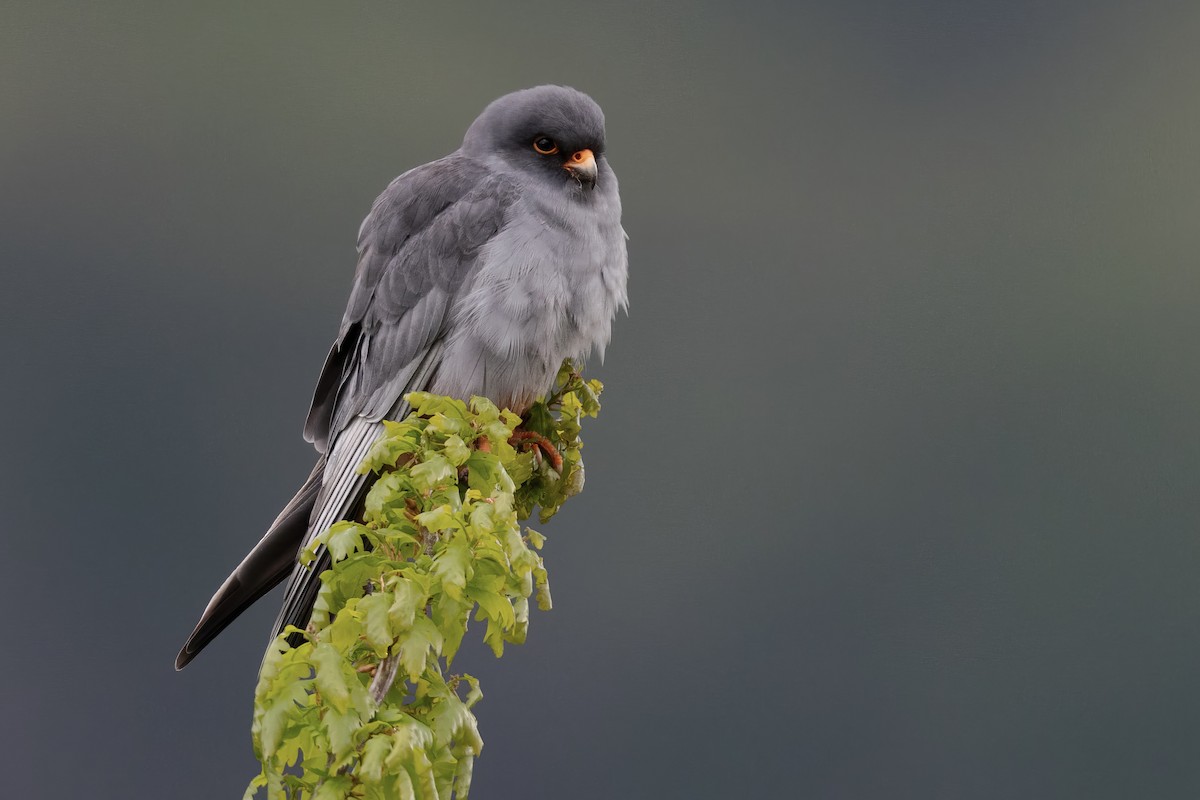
[176,86,627,669]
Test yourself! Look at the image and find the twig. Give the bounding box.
[369,652,401,707]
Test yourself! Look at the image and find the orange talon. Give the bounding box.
[509,430,564,472]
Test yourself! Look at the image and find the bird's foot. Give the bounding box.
[509,429,564,473]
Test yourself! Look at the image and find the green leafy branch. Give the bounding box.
[246,361,602,800]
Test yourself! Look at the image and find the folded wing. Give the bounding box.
[176,154,517,667]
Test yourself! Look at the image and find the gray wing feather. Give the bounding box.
[177,155,517,666]
[271,342,444,640]
[305,155,514,451]
[276,154,516,642]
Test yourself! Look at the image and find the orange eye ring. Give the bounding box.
[533,137,558,155]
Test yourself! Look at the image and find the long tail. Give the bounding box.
[268,343,445,650]
[174,459,324,670]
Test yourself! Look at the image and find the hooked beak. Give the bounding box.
[564,148,597,190]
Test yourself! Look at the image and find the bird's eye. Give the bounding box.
[533,137,558,155]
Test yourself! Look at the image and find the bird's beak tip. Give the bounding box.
[565,148,598,190]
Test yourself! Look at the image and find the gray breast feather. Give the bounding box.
[431,165,628,410]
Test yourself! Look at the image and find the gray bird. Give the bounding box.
[176,85,627,669]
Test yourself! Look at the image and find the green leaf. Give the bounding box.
[314,774,353,800]
[246,359,603,796]
[416,504,459,534]
[453,753,476,799]
[325,522,368,562]
[463,449,498,482]
[385,717,436,771]
[409,745,440,799]
[405,391,468,420]
[505,451,535,487]
[359,733,394,784]
[387,576,429,633]
[410,453,456,491]
[433,594,470,663]
[432,536,471,602]
[256,677,309,759]
[400,617,444,681]
[358,592,394,656]
[311,643,352,713]
[427,412,470,437]
[459,674,483,709]
[360,420,422,473]
[395,769,418,800]
[431,693,483,760]
[510,595,530,644]
[578,379,602,416]
[468,395,500,422]
[324,705,361,760]
[242,772,267,800]
[533,561,553,611]
[364,472,415,527]
[443,434,471,466]
[481,421,518,458]
[468,586,515,630]
[325,601,364,653]
[522,401,555,437]
[482,616,505,658]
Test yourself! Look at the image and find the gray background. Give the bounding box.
[4,2,1199,798]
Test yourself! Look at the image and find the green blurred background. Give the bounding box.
[3,1,1199,797]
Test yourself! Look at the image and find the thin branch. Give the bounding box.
[369,652,401,707]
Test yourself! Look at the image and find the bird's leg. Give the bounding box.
[509,429,564,473]
[470,424,563,473]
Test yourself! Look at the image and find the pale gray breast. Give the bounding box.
[431,183,628,410]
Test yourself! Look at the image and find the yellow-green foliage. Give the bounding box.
[246,362,602,800]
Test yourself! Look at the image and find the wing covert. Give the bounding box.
[304,155,515,451]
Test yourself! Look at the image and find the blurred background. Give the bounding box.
[3,1,1199,797]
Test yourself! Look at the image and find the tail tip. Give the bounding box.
[175,639,200,671]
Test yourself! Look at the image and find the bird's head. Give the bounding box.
[463,85,608,194]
